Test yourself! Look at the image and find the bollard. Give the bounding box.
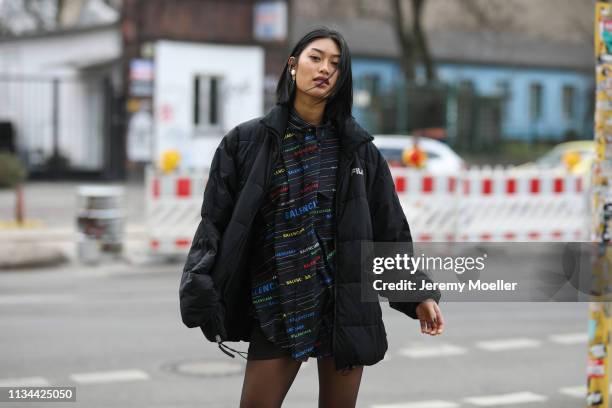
[76,185,125,264]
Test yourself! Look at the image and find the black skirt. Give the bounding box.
[247,318,292,361]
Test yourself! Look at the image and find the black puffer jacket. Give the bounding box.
[179,102,441,370]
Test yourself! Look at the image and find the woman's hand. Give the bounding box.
[415,299,444,336]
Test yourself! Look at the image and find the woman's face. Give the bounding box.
[292,38,340,101]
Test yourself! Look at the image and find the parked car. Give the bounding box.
[513,141,595,176]
[372,134,466,174]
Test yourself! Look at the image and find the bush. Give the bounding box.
[0,152,28,188]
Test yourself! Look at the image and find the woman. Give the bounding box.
[180,27,445,408]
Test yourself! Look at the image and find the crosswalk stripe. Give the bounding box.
[463,391,548,406]
[559,383,612,397]
[476,338,540,351]
[70,369,149,384]
[549,333,587,345]
[398,344,467,358]
[371,400,460,408]
[559,385,586,398]
[0,377,50,387]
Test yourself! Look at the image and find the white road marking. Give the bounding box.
[70,369,150,384]
[371,400,460,408]
[0,377,50,387]
[559,385,586,398]
[463,391,548,406]
[559,383,612,397]
[398,344,467,358]
[549,332,587,345]
[476,338,541,351]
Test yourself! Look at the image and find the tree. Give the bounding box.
[0,152,28,225]
[391,0,435,82]
[357,0,526,84]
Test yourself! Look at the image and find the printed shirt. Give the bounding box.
[248,107,339,361]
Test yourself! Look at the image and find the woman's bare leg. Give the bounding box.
[316,357,363,408]
[240,356,302,408]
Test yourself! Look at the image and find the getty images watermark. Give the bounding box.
[360,241,606,303]
[371,252,518,293]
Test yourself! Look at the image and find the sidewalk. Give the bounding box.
[0,180,145,228]
[0,181,165,269]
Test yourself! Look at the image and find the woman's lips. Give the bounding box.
[315,78,329,87]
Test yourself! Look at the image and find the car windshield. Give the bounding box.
[378,147,440,163]
[378,148,403,163]
[536,149,564,167]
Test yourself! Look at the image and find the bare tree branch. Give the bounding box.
[391,0,416,81]
[411,0,436,81]
[356,0,391,22]
[23,0,49,30]
[454,0,495,30]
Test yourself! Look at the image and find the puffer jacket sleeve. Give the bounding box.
[179,127,239,341]
[367,144,441,320]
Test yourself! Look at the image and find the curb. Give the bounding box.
[0,243,69,270]
[0,225,147,270]
[0,225,147,244]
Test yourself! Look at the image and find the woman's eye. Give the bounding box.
[310,56,320,61]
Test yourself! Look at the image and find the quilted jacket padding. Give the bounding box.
[179,102,441,370]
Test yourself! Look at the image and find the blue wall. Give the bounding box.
[351,58,594,141]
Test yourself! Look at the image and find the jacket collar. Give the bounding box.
[260,103,373,156]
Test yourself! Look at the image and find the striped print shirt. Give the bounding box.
[248,107,339,361]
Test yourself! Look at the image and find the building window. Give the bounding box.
[362,74,381,98]
[194,75,223,132]
[562,85,575,120]
[529,83,542,121]
[458,79,475,91]
[495,80,511,121]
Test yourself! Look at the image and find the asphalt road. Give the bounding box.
[0,261,591,408]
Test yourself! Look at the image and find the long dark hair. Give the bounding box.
[276,27,353,128]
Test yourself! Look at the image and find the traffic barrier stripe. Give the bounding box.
[146,167,207,255]
[392,171,585,197]
[176,178,191,197]
[414,229,585,242]
[507,179,516,194]
[394,175,458,194]
[152,179,160,198]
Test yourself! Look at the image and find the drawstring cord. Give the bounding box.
[215,335,248,360]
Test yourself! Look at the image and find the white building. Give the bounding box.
[0,23,121,172]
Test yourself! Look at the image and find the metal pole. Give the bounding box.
[588,3,612,406]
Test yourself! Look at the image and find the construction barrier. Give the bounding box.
[145,166,207,256]
[145,165,591,256]
[392,167,591,242]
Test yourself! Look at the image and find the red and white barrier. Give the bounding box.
[145,166,592,256]
[145,166,207,256]
[392,168,591,242]
[393,171,584,197]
